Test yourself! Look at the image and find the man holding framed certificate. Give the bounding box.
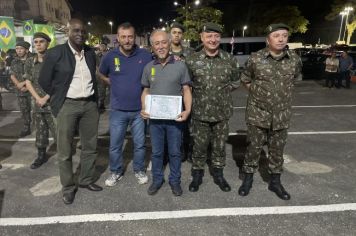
[141,30,192,197]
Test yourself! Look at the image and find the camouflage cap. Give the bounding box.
[170,22,185,32]
[33,32,51,42]
[201,22,222,34]
[15,41,31,49]
[265,23,290,36]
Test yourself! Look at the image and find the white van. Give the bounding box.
[219,37,266,67]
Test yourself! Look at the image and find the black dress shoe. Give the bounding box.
[63,191,76,204]
[170,184,183,196]
[147,182,163,195]
[79,183,103,191]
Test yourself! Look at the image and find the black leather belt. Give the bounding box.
[66,95,94,101]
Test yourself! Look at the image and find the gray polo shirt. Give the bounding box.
[141,56,191,95]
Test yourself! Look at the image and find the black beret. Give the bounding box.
[201,22,222,34]
[16,41,31,49]
[33,32,51,42]
[170,22,185,32]
[265,23,290,35]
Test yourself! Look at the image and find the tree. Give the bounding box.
[174,4,223,42]
[248,5,309,36]
[86,15,113,46]
[326,0,356,45]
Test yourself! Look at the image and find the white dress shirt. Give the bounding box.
[66,42,94,98]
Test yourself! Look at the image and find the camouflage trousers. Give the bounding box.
[33,112,56,148]
[192,119,229,170]
[243,125,288,174]
[97,78,109,105]
[17,95,32,128]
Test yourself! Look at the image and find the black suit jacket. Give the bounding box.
[38,42,98,117]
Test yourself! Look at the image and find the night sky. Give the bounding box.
[69,0,337,44]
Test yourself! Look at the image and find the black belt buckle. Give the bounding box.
[67,95,94,101]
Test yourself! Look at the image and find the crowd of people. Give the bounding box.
[324,50,354,89]
[1,19,302,204]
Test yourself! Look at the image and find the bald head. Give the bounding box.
[67,18,86,51]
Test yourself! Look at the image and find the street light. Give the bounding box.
[242,25,247,37]
[343,6,354,42]
[338,11,347,42]
[87,21,91,26]
[108,21,113,34]
[173,0,200,23]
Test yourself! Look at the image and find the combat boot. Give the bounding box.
[188,169,204,192]
[212,168,231,192]
[19,126,31,138]
[30,148,48,169]
[238,173,253,196]
[268,174,291,200]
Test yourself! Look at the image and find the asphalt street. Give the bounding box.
[0,80,356,235]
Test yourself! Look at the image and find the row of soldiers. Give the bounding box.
[7,20,302,203]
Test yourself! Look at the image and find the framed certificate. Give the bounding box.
[145,95,182,120]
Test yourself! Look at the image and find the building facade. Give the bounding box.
[0,0,71,26]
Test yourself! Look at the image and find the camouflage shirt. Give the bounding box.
[185,49,240,122]
[10,56,31,96]
[23,55,51,112]
[241,47,302,130]
[170,45,195,60]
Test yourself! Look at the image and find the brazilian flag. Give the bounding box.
[23,20,34,36]
[34,24,56,48]
[0,16,16,52]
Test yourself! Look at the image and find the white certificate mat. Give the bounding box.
[145,95,182,120]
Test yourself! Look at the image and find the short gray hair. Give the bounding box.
[149,29,171,45]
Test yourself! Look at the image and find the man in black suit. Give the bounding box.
[39,18,102,204]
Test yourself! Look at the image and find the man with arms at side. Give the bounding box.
[10,41,32,137]
[99,22,152,187]
[141,30,192,196]
[185,23,240,193]
[39,19,102,205]
[24,32,56,169]
[238,23,302,200]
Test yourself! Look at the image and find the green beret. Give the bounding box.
[265,23,290,35]
[16,41,31,49]
[201,22,222,34]
[33,32,51,42]
[170,22,185,32]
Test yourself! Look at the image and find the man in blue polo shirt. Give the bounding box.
[99,22,152,186]
[141,30,192,196]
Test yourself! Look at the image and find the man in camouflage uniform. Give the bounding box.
[185,22,240,192]
[238,23,302,200]
[24,32,56,169]
[96,43,109,110]
[169,22,195,162]
[10,41,32,137]
[169,22,195,60]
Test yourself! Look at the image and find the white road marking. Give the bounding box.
[0,163,26,170]
[29,176,61,197]
[0,203,356,226]
[233,105,356,109]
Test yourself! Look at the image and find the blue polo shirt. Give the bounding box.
[99,46,152,111]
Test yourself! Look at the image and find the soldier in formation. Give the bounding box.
[238,23,302,200]
[10,41,33,137]
[185,22,240,193]
[24,32,56,169]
